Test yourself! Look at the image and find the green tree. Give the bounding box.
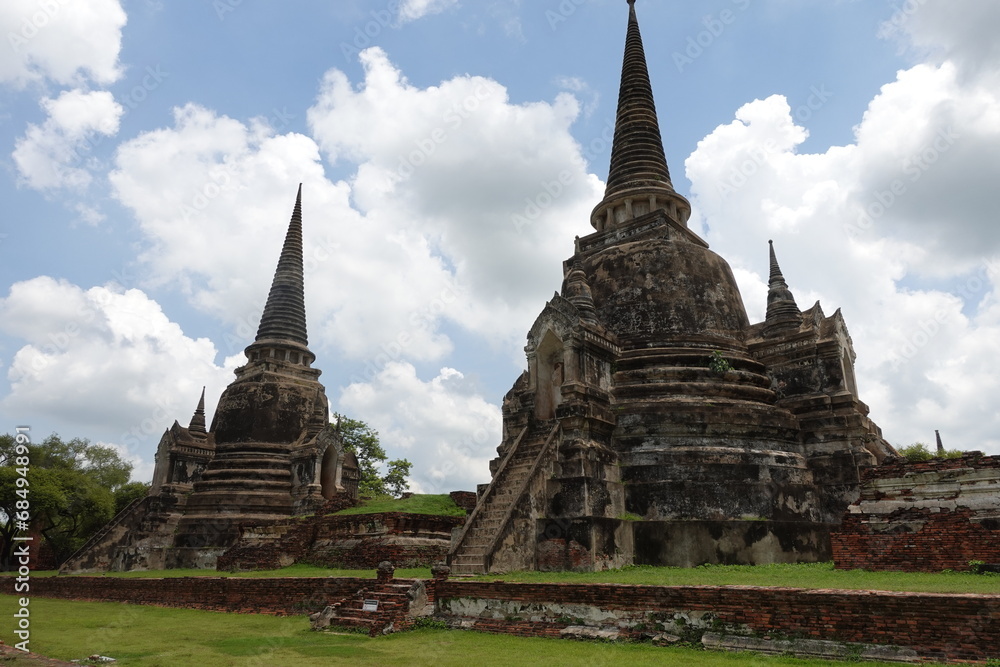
[383,459,413,498]
[0,433,137,568]
[333,414,412,499]
[114,481,152,515]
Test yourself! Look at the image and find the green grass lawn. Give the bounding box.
[331,493,467,516]
[13,561,999,594]
[0,596,949,667]
[468,562,1000,595]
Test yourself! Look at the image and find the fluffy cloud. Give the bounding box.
[684,36,1000,453]
[100,44,601,490]
[881,0,1000,80]
[12,89,123,190]
[0,277,234,473]
[339,362,501,493]
[111,48,599,368]
[308,47,600,351]
[397,0,459,24]
[0,0,126,86]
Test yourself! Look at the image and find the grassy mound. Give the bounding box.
[332,493,467,517]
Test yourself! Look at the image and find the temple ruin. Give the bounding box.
[448,0,896,574]
[61,186,359,573]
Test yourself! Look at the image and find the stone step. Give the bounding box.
[451,555,486,565]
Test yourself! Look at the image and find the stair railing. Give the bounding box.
[59,495,150,571]
[447,424,529,562]
[483,421,560,572]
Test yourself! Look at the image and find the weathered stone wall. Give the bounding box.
[832,454,1000,571]
[435,581,1000,664]
[218,512,463,571]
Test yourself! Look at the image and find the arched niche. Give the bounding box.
[320,443,342,500]
[534,330,565,420]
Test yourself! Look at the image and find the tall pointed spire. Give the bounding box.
[591,1,690,231]
[255,184,309,348]
[764,240,801,334]
[188,387,207,436]
[606,0,671,195]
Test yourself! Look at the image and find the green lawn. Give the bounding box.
[14,561,1000,595]
[332,493,467,516]
[468,562,1000,595]
[0,596,948,667]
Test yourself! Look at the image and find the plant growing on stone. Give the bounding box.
[707,351,733,376]
[897,442,965,462]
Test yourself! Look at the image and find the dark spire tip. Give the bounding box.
[253,186,310,348]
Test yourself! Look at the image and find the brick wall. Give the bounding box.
[449,491,477,514]
[436,581,1000,663]
[0,576,377,615]
[831,453,1000,572]
[4,576,999,662]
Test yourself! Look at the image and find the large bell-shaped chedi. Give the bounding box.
[172,186,337,559]
[449,0,892,574]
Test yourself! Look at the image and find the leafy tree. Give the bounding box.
[383,459,413,498]
[114,481,152,515]
[333,414,412,499]
[0,433,137,568]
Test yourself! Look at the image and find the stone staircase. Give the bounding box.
[310,564,427,636]
[448,420,558,575]
[58,496,150,573]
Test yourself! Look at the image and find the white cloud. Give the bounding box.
[397,0,459,24]
[880,0,1000,80]
[308,47,600,353]
[0,277,234,476]
[339,362,501,493]
[110,102,459,363]
[684,70,1000,453]
[110,47,599,369]
[0,0,126,86]
[12,89,123,190]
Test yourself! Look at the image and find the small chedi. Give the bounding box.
[448,0,896,574]
[61,187,361,573]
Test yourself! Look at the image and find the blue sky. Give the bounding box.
[1,0,998,491]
